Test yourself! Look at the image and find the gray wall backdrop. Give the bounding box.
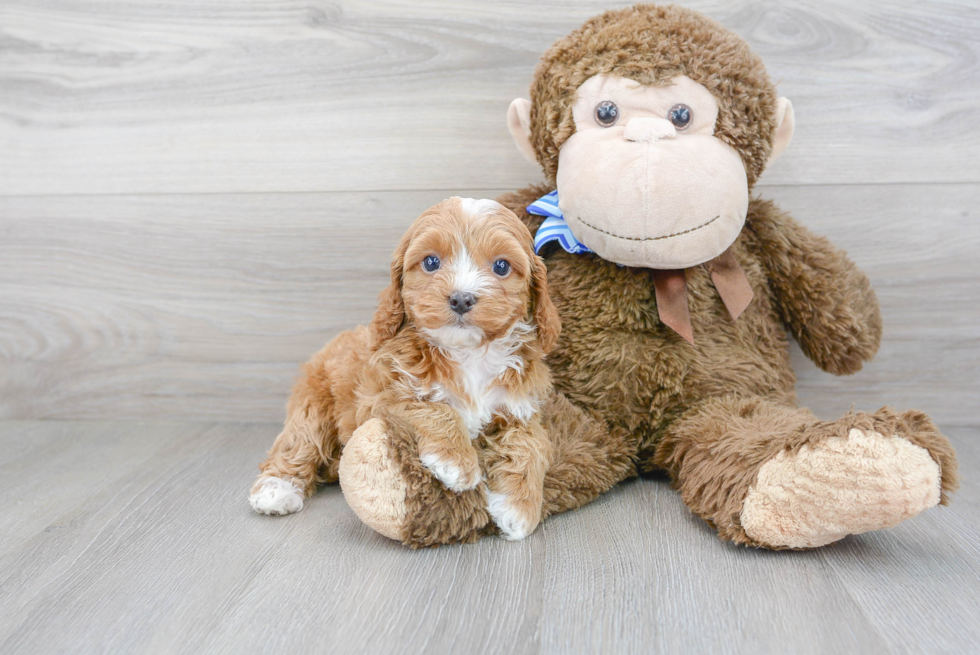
[1,0,978,424]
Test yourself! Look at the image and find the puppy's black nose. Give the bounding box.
[448,291,477,315]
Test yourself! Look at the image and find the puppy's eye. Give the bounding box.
[668,103,692,129]
[422,255,440,273]
[594,101,619,127]
[492,259,511,277]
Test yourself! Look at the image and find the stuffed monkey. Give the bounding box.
[263,4,958,549]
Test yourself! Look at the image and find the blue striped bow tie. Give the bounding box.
[528,191,593,255]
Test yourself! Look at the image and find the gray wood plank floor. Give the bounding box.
[0,420,977,655]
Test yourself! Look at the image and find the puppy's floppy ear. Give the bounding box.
[529,253,561,354]
[369,228,412,349]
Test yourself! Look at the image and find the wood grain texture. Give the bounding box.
[2,184,978,424]
[0,420,977,655]
[1,0,978,195]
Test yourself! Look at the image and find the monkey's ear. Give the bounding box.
[508,98,538,165]
[767,98,795,168]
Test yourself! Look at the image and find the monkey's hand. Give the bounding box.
[745,197,882,375]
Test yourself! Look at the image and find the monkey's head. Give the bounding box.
[508,4,794,269]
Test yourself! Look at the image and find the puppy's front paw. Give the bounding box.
[419,451,482,493]
[487,491,540,541]
[249,476,305,516]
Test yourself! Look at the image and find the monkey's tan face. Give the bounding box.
[556,75,749,269]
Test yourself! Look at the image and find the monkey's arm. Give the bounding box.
[744,197,882,375]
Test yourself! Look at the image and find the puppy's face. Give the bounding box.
[403,198,534,348]
[370,197,560,352]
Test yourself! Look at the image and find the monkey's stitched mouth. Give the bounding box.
[571,214,720,242]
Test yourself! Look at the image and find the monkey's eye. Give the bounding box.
[594,101,619,127]
[668,103,692,129]
[422,255,441,272]
[492,259,511,277]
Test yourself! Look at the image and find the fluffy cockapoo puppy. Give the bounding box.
[249,197,562,540]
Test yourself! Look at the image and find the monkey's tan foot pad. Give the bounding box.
[339,418,409,541]
[740,428,941,549]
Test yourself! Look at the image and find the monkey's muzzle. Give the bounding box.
[556,128,749,270]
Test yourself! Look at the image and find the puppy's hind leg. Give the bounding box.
[250,337,355,516]
[250,405,339,516]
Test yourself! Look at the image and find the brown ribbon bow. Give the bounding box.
[651,246,754,345]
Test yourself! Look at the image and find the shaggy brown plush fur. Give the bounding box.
[390,182,958,548]
[385,5,957,548]
[396,391,638,547]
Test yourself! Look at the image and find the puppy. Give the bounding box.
[249,197,561,540]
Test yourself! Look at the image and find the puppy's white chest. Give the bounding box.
[456,384,508,439]
[436,341,534,438]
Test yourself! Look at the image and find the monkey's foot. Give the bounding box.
[338,418,409,541]
[339,418,494,547]
[740,428,941,549]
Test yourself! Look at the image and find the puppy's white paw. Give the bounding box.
[249,476,304,516]
[487,491,534,541]
[420,453,481,493]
